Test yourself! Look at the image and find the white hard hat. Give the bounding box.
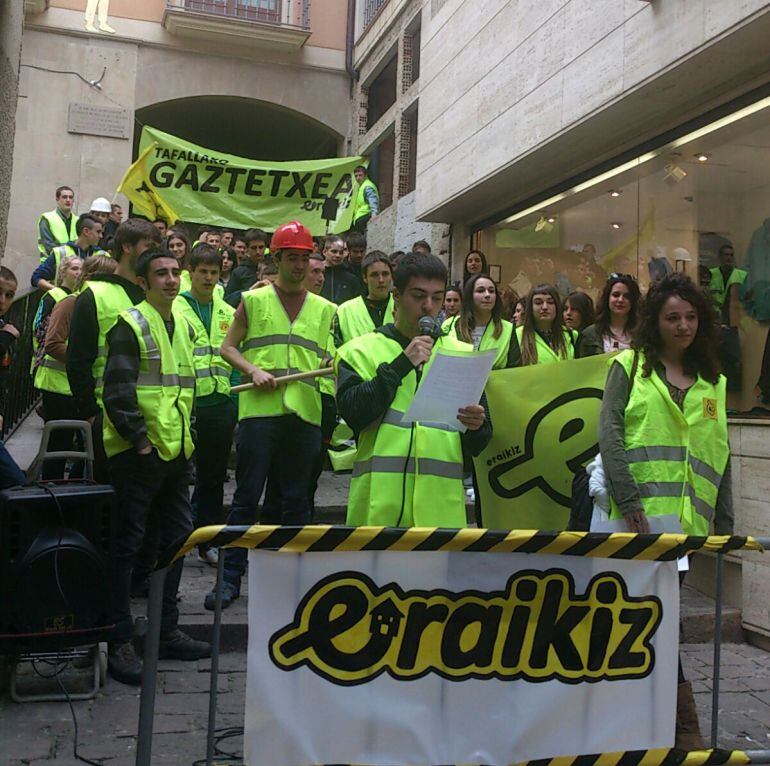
[673,247,692,262]
[90,197,112,213]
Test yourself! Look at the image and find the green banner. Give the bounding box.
[131,126,366,234]
[474,354,612,530]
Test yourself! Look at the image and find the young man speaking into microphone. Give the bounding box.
[336,252,490,528]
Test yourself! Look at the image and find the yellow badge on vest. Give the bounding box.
[702,398,717,419]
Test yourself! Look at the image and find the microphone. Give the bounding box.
[416,315,440,373]
[418,315,441,339]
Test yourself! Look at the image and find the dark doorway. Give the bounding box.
[134,96,341,161]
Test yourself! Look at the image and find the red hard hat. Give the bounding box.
[270,220,314,252]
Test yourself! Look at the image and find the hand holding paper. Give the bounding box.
[402,349,495,431]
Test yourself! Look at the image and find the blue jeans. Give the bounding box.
[223,415,321,591]
[0,440,25,489]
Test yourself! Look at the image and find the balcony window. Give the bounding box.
[164,0,310,50]
[182,0,281,23]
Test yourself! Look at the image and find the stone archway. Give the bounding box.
[134,96,343,161]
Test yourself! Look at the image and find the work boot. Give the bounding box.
[108,640,142,685]
[675,680,705,750]
[158,629,212,661]
[204,582,239,612]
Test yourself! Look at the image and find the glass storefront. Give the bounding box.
[475,93,770,414]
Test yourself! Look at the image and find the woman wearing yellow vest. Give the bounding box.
[442,274,513,524]
[599,273,731,749]
[32,255,82,479]
[508,283,577,366]
[443,274,514,369]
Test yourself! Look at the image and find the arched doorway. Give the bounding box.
[134,96,343,161]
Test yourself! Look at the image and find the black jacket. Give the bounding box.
[321,264,364,305]
[66,274,145,419]
[336,323,492,457]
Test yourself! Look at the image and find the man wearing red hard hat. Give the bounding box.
[204,221,337,610]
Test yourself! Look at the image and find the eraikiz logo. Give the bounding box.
[269,571,661,686]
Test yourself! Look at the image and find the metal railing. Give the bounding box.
[0,287,41,440]
[362,0,389,29]
[167,0,310,28]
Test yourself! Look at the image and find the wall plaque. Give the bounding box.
[67,102,130,140]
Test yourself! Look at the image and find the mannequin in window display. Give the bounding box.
[741,218,770,322]
[508,253,554,298]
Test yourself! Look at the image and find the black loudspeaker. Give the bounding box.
[321,196,339,221]
[0,483,117,652]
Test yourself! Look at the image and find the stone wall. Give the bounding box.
[415,0,770,224]
[0,2,23,265]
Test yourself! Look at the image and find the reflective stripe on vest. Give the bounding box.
[515,325,575,364]
[102,302,196,461]
[608,349,729,535]
[87,281,137,405]
[337,295,395,344]
[336,331,468,528]
[38,210,78,258]
[238,286,336,426]
[175,295,234,398]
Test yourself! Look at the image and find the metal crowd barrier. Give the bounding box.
[0,286,41,439]
[135,526,770,766]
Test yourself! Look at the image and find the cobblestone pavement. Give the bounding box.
[2,642,769,765]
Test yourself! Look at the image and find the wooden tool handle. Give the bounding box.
[231,366,335,394]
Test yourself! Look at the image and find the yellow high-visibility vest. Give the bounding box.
[353,178,378,222]
[708,266,747,308]
[239,286,336,426]
[38,210,78,259]
[175,294,234,398]
[84,281,138,405]
[515,325,575,364]
[102,301,196,461]
[443,315,513,369]
[608,349,729,536]
[336,331,470,528]
[33,287,71,395]
[337,294,394,345]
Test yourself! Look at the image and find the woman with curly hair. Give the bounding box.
[579,273,640,356]
[443,273,513,369]
[508,283,577,366]
[599,272,731,749]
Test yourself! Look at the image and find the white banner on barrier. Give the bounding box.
[245,550,679,766]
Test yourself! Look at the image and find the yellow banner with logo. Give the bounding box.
[117,126,366,234]
[475,354,611,530]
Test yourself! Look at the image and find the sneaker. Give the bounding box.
[197,546,219,567]
[204,582,239,612]
[158,629,212,661]
[108,640,143,685]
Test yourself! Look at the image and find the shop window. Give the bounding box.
[368,129,395,211]
[367,54,398,130]
[475,93,770,416]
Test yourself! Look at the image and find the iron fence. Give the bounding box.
[362,0,389,29]
[0,287,41,440]
[167,0,311,28]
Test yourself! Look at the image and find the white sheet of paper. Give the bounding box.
[592,514,690,571]
[401,349,496,432]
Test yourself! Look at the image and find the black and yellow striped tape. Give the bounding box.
[509,748,751,766]
[159,525,764,568]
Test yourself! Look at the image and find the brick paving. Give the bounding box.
[3,418,769,763]
[2,641,769,765]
